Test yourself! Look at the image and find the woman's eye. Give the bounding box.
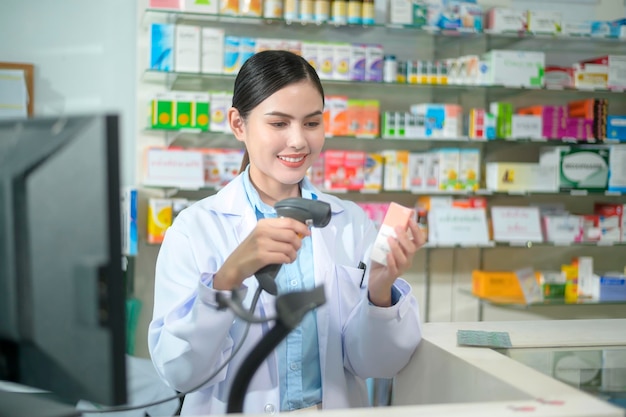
[270,122,287,127]
[306,121,321,128]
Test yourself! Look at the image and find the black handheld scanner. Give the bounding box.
[255,198,331,295]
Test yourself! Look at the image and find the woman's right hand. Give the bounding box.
[213,217,311,290]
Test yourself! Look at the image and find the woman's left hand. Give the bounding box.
[367,219,426,307]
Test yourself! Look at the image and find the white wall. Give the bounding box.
[0,0,138,185]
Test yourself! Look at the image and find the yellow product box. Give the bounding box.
[147,198,173,244]
[382,149,410,191]
[485,162,558,192]
[472,270,541,299]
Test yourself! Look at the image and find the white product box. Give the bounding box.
[486,162,558,192]
[382,150,409,191]
[333,43,352,81]
[409,152,426,192]
[201,27,224,74]
[511,115,543,140]
[317,43,334,80]
[349,43,367,81]
[484,50,545,88]
[577,256,594,298]
[561,20,592,36]
[527,10,561,34]
[209,91,232,133]
[255,38,284,53]
[486,8,527,33]
[543,215,584,243]
[609,144,626,192]
[436,148,460,191]
[424,152,440,191]
[459,148,480,191]
[300,41,319,71]
[182,0,218,13]
[365,44,384,82]
[175,25,201,73]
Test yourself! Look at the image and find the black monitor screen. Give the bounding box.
[0,114,127,412]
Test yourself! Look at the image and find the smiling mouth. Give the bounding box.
[278,155,306,163]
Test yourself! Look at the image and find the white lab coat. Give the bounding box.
[148,174,422,416]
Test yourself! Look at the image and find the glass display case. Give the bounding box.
[501,347,626,410]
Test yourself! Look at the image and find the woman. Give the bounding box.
[149,50,425,415]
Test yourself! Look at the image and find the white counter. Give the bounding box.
[226,319,626,416]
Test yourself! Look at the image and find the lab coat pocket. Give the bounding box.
[334,264,366,324]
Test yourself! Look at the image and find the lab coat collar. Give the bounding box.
[214,173,345,216]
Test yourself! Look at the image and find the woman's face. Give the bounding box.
[230,80,325,198]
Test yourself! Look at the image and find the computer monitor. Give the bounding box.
[0,114,127,416]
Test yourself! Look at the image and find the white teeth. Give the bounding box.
[278,156,305,163]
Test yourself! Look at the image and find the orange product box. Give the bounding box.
[472,270,541,299]
[325,95,348,136]
[346,99,362,137]
[358,99,380,137]
[370,202,414,266]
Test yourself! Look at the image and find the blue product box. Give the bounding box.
[598,275,626,301]
[591,19,626,38]
[607,116,626,141]
[150,23,174,71]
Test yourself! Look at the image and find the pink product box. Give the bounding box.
[540,107,567,139]
[357,202,390,230]
[563,118,594,139]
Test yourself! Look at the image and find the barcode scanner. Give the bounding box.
[255,198,331,295]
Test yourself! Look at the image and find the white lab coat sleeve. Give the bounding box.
[148,220,241,394]
[343,280,422,379]
[341,210,422,380]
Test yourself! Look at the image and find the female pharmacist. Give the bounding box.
[149,50,425,415]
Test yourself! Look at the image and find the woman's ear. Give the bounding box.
[228,107,245,142]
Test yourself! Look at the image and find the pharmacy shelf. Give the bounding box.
[145,127,622,150]
[144,8,626,44]
[459,289,626,308]
[425,241,626,249]
[143,69,626,94]
[141,183,624,198]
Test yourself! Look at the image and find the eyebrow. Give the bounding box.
[264,110,323,119]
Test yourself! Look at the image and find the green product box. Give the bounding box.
[382,111,396,138]
[174,93,195,129]
[150,93,176,129]
[192,93,210,131]
[542,282,566,300]
[559,146,610,191]
[489,102,513,139]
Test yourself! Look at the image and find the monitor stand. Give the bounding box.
[0,391,80,417]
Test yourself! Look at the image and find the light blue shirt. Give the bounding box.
[242,168,322,411]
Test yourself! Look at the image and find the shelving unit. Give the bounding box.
[138,7,626,323]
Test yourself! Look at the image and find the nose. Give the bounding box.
[286,125,307,150]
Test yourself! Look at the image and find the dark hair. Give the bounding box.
[233,50,325,172]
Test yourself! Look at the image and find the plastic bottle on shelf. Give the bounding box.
[299,0,314,22]
[263,0,284,18]
[384,55,397,83]
[361,0,374,25]
[284,0,299,21]
[330,0,347,24]
[314,0,330,23]
[347,0,362,25]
